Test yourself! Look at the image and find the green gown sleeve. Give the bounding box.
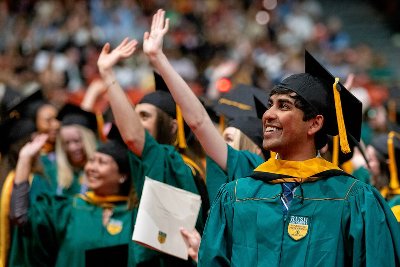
[9,193,72,267]
[344,184,400,266]
[206,145,264,202]
[198,182,236,267]
[128,131,199,266]
[128,131,199,198]
[351,166,371,184]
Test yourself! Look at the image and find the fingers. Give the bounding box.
[101,43,110,55]
[115,37,130,50]
[151,9,167,32]
[144,31,149,40]
[180,227,190,238]
[163,18,170,34]
[157,9,164,30]
[120,40,138,56]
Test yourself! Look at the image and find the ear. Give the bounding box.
[170,119,178,136]
[308,115,324,136]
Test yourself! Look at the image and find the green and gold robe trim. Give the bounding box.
[252,157,351,183]
[79,192,129,208]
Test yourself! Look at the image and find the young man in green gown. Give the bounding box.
[198,51,400,266]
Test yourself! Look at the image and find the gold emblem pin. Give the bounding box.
[106,219,123,235]
[158,231,167,244]
[288,215,309,241]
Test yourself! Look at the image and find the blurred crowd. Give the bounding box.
[0,0,397,106]
[1,0,400,266]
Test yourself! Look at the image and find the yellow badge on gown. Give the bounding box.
[288,215,309,241]
[107,219,123,235]
[158,231,167,244]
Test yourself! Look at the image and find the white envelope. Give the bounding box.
[132,176,202,260]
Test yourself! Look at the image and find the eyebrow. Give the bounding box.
[139,110,151,116]
[269,96,295,105]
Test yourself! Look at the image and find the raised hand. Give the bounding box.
[97,38,138,75]
[143,9,170,61]
[19,133,49,160]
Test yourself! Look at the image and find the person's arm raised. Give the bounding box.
[144,9,228,169]
[97,38,146,156]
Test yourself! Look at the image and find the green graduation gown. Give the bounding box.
[32,154,85,198]
[9,193,138,267]
[206,145,264,202]
[127,131,202,266]
[198,157,400,267]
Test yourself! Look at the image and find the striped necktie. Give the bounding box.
[281,182,299,214]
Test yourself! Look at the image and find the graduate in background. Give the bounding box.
[141,9,267,203]
[53,104,98,196]
[0,117,36,267]
[367,131,400,221]
[8,125,140,266]
[97,17,204,266]
[198,51,400,266]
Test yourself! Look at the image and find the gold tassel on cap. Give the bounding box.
[332,135,339,166]
[176,105,187,149]
[388,131,400,191]
[96,112,107,143]
[333,78,350,154]
[219,115,225,134]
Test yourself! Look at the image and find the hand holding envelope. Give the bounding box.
[132,177,202,260]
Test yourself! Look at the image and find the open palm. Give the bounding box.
[143,9,169,58]
[19,134,48,159]
[97,38,138,74]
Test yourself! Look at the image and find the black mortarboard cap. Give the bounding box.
[227,116,263,149]
[96,123,129,174]
[57,103,98,132]
[0,117,36,154]
[0,85,22,121]
[275,51,362,153]
[7,87,46,120]
[139,71,189,149]
[85,244,128,267]
[1,85,22,111]
[227,114,271,160]
[138,72,176,118]
[214,84,269,120]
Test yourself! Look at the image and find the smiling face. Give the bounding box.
[262,93,322,160]
[60,125,86,168]
[84,152,122,196]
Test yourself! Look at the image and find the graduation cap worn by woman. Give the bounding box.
[7,87,60,156]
